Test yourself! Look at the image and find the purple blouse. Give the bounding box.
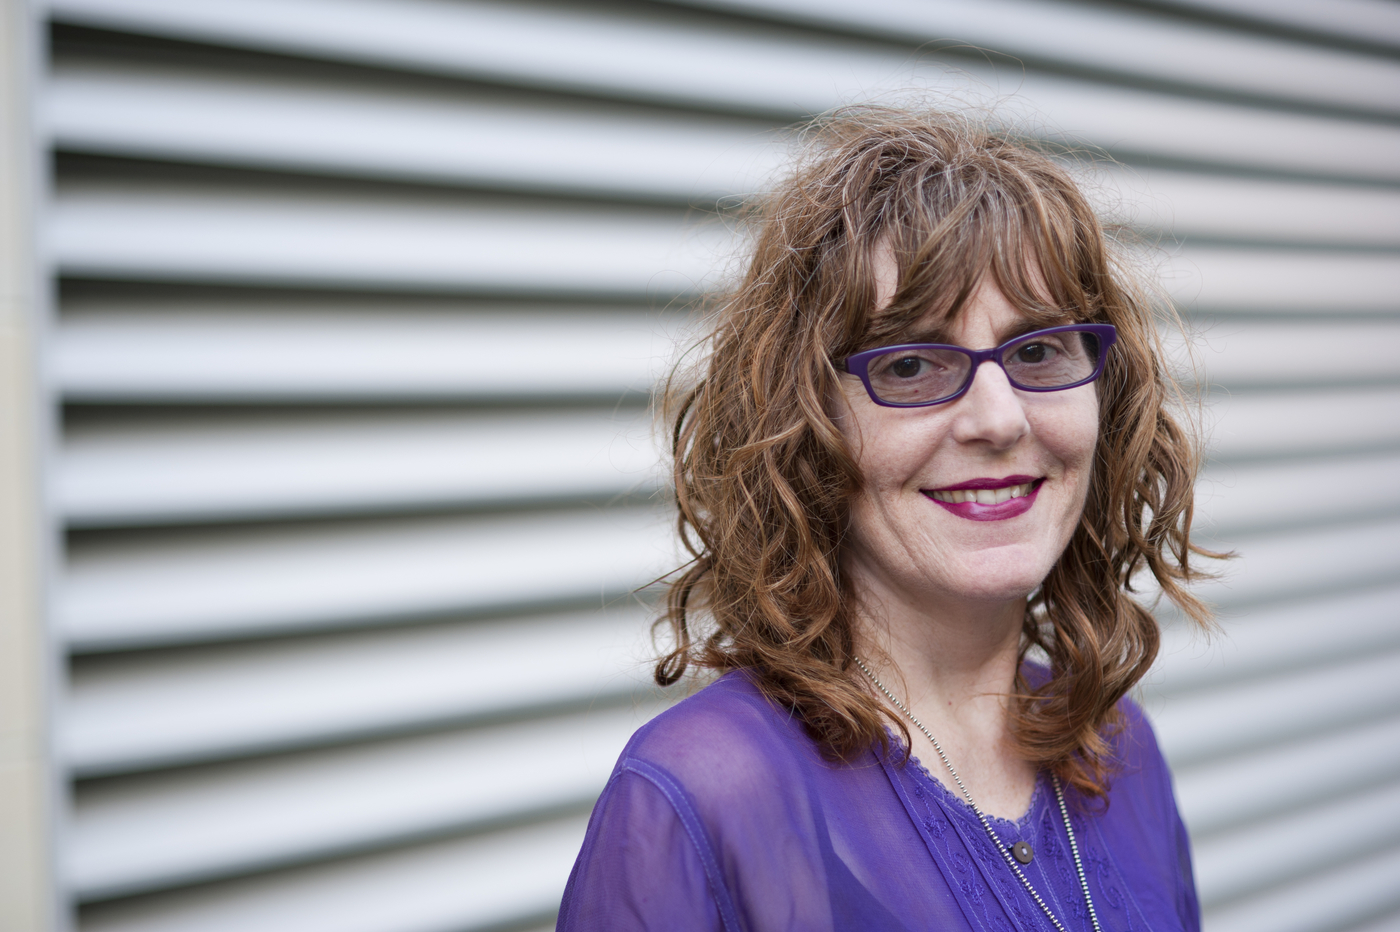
[559,669,1199,932]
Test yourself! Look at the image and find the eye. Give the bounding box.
[889,356,924,378]
[1015,342,1054,364]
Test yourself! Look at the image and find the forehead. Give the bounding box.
[866,244,1070,350]
[903,281,1061,347]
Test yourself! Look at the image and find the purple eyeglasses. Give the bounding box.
[842,323,1118,408]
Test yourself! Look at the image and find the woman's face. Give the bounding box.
[833,267,1100,611]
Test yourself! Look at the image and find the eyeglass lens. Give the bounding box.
[863,329,1102,405]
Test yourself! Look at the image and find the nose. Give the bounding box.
[950,360,1031,449]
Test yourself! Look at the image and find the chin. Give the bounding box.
[947,578,1044,605]
[939,550,1053,603]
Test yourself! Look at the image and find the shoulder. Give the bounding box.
[601,669,868,884]
[566,672,898,930]
[575,671,837,915]
[1100,698,1200,929]
[630,670,796,745]
[618,670,823,802]
[1020,660,1175,804]
[1100,692,1185,840]
[1021,661,1168,775]
[1111,693,1171,776]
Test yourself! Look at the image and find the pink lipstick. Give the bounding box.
[922,476,1043,522]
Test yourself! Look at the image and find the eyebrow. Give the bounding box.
[901,317,1062,348]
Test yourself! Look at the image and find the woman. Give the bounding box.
[559,108,1213,932]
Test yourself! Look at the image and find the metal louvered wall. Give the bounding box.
[13,0,1400,930]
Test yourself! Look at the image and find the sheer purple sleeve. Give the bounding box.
[557,673,964,932]
[557,761,732,932]
[1111,698,1202,932]
[1174,801,1201,932]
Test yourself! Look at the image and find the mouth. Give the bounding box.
[922,476,1044,521]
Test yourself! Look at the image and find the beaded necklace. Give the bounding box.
[855,658,1103,932]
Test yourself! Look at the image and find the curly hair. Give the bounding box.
[655,106,1217,798]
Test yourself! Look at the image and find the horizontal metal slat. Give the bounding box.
[667,0,1400,116]
[1150,582,1400,698]
[54,304,680,402]
[47,62,1400,248]
[66,603,655,776]
[1194,513,1400,608]
[53,304,1400,406]
[51,183,731,295]
[45,0,1400,181]
[1201,843,1400,932]
[1173,318,1400,390]
[59,407,661,527]
[1153,645,1400,766]
[61,504,674,650]
[1174,713,1400,838]
[1161,248,1400,315]
[1193,780,1400,906]
[58,416,1400,533]
[1344,911,1400,932]
[1200,386,1400,461]
[1097,166,1400,248]
[46,0,948,121]
[58,395,1400,531]
[1148,0,1400,51]
[52,183,1400,308]
[1193,449,1400,535]
[71,702,650,900]
[940,72,1400,183]
[79,812,587,932]
[46,62,786,203]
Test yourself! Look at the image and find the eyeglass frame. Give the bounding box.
[841,323,1119,408]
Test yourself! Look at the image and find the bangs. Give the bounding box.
[854,156,1104,350]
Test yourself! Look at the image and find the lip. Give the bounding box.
[922,476,1044,522]
[927,475,1039,492]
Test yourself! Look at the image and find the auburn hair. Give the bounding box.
[655,107,1216,798]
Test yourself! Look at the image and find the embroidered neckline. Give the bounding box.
[893,730,1047,834]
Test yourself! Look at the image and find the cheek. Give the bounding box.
[833,385,934,491]
[829,381,869,459]
[1044,389,1099,459]
[1068,401,1101,469]
[854,418,957,504]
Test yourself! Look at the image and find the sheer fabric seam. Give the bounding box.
[619,757,744,932]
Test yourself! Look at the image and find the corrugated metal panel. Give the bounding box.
[1144,0,1400,51]
[42,0,1400,180]
[661,0,1400,115]
[34,1,1400,930]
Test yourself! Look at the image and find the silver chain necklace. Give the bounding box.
[855,657,1103,932]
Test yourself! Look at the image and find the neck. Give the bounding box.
[850,570,1027,714]
[847,558,1036,819]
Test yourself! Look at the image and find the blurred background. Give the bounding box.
[0,1,1398,930]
